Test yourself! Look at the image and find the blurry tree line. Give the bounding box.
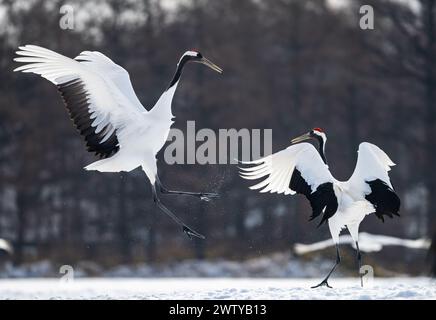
[0,0,434,274]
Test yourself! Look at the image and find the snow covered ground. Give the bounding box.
[0,253,339,278]
[0,277,434,299]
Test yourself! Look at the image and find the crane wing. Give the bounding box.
[74,50,146,113]
[14,45,145,158]
[239,143,338,225]
[346,142,400,222]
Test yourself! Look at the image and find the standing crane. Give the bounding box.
[239,128,400,288]
[14,45,222,239]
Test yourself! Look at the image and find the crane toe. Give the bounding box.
[182,225,206,240]
[199,192,220,202]
[311,280,333,289]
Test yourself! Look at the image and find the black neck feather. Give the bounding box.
[167,56,190,90]
[317,137,327,165]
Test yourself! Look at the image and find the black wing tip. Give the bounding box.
[374,206,400,222]
[317,218,329,228]
[366,179,401,224]
[290,170,338,226]
[57,79,120,159]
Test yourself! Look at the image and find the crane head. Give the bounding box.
[291,128,327,145]
[179,50,223,73]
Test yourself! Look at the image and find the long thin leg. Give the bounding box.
[311,244,341,289]
[156,175,219,201]
[356,242,363,287]
[152,185,205,239]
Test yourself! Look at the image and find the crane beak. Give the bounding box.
[197,57,223,73]
[291,132,312,144]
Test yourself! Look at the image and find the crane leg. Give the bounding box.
[311,244,340,289]
[151,185,205,239]
[356,242,363,287]
[156,175,219,201]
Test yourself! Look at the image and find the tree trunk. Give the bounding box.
[14,191,28,265]
[146,215,157,263]
[423,0,436,237]
[117,174,131,263]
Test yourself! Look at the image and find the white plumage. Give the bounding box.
[241,143,333,195]
[294,232,430,255]
[15,45,170,173]
[240,141,396,241]
[0,239,13,255]
[15,45,222,239]
[240,128,400,287]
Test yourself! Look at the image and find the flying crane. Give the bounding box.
[14,45,223,239]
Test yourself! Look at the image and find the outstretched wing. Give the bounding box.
[14,45,145,158]
[239,143,338,226]
[346,142,400,222]
[74,50,145,113]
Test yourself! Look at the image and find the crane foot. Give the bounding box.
[182,225,206,240]
[311,279,333,289]
[199,192,220,202]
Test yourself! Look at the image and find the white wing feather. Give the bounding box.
[74,50,146,113]
[346,142,396,197]
[239,143,334,195]
[14,45,145,146]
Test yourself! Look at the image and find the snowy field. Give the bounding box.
[0,278,434,300]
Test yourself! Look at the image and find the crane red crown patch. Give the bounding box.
[313,127,324,132]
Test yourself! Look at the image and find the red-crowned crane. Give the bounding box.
[239,128,400,288]
[14,45,222,240]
